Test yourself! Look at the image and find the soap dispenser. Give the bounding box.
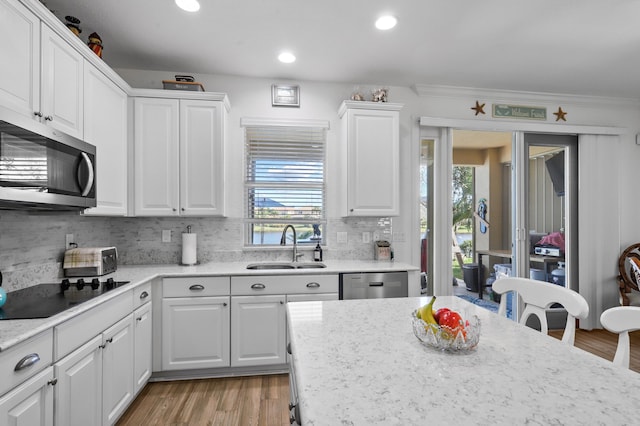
[313,243,323,261]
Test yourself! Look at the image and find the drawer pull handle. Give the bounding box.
[251,283,266,290]
[223,302,228,307]
[306,282,320,288]
[189,284,205,291]
[48,378,58,386]
[139,291,149,299]
[14,353,40,371]
[287,343,292,355]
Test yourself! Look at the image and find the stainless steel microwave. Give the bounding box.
[0,107,96,210]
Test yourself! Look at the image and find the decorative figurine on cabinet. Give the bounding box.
[87,32,103,58]
[371,88,388,102]
[65,15,82,36]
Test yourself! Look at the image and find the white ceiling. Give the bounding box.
[43,0,640,99]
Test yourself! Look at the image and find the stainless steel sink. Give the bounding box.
[294,262,327,269]
[246,262,326,270]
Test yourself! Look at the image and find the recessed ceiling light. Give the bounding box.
[375,15,397,30]
[175,0,200,12]
[278,52,296,64]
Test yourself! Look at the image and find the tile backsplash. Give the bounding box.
[0,211,391,291]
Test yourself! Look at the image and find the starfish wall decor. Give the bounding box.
[471,101,485,116]
[553,107,567,121]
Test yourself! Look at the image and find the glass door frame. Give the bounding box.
[418,117,620,300]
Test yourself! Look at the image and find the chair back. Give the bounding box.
[492,277,589,345]
[600,306,640,368]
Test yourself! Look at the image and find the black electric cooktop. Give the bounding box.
[0,278,130,320]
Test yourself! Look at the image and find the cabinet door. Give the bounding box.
[83,65,128,216]
[54,335,103,426]
[40,25,84,138]
[180,99,225,216]
[0,0,40,118]
[162,296,230,370]
[102,315,134,426]
[346,108,400,216]
[231,295,286,367]
[0,366,53,426]
[133,303,152,395]
[134,97,180,215]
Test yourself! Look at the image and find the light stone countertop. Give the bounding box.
[0,259,417,352]
[287,295,640,425]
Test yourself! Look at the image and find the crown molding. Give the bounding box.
[411,84,640,109]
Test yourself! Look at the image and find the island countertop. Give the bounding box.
[286,296,640,425]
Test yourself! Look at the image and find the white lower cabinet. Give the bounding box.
[54,335,103,426]
[230,294,287,367]
[0,366,54,426]
[54,315,134,426]
[161,296,230,370]
[133,302,152,395]
[230,274,339,368]
[161,277,231,371]
[102,315,134,425]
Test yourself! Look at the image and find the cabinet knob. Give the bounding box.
[33,111,43,118]
[172,208,177,212]
[350,208,354,212]
[251,283,266,290]
[14,353,40,371]
[223,302,228,307]
[280,300,284,304]
[44,115,53,121]
[48,378,58,386]
[181,208,185,211]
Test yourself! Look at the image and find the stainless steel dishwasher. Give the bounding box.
[339,271,408,299]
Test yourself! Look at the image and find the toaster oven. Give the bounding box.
[63,247,117,277]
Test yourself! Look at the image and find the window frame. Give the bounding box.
[241,117,329,247]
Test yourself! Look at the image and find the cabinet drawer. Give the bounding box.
[0,330,53,397]
[133,281,152,309]
[231,275,338,296]
[163,276,230,297]
[54,291,133,360]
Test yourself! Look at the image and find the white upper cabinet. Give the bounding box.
[0,1,84,138]
[339,101,403,216]
[83,65,128,216]
[134,97,180,216]
[40,24,84,138]
[180,99,226,216]
[133,92,228,216]
[0,0,40,118]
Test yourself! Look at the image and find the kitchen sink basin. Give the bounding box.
[246,262,326,270]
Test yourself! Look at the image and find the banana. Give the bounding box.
[421,296,437,325]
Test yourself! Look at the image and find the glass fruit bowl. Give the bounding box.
[411,310,480,352]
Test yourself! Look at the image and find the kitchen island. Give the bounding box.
[287,296,640,425]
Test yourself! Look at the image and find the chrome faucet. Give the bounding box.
[281,224,303,262]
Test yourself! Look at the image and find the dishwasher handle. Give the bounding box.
[369,281,384,287]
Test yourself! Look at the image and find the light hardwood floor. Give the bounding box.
[116,374,289,426]
[117,330,639,426]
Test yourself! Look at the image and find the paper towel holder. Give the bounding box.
[180,225,200,266]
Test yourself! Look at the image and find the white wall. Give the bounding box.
[116,68,640,326]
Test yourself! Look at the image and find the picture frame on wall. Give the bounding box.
[272,84,300,107]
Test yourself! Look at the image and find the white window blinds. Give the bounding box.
[245,125,326,223]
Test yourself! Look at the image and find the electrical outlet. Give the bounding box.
[65,233,74,248]
[337,232,348,244]
[162,230,171,243]
[362,232,371,243]
[393,232,406,242]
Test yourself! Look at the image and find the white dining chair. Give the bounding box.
[600,306,640,369]
[492,277,589,345]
